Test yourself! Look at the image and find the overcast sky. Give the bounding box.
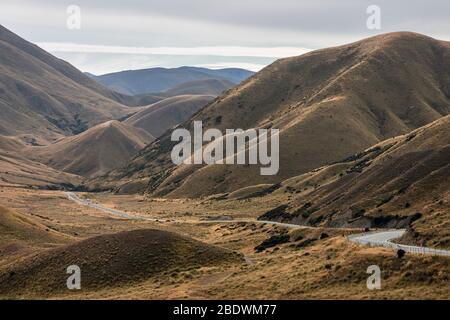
[1,0,449,74]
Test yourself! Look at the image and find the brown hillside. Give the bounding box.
[0,135,25,153]
[0,135,82,188]
[91,32,450,197]
[0,206,69,245]
[161,79,234,96]
[0,229,242,296]
[258,115,450,248]
[0,25,137,143]
[0,151,82,188]
[125,95,214,138]
[33,121,154,178]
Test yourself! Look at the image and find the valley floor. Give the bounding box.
[0,186,448,299]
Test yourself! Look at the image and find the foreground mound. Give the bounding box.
[0,229,242,296]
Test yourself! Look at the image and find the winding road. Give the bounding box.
[65,192,450,257]
[348,230,450,256]
[65,192,307,228]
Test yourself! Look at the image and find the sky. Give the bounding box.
[1,0,449,75]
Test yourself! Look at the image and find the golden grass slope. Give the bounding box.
[32,121,154,178]
[258,115,450,248]
[125,95,215,138]
[0,135,82,188]
[0,135,25,153]
[92,32,450,197]
[161,79,234,96]
[0,205,69,245]
[0,146,82,188]
[0,228,242,297]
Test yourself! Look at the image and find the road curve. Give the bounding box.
[65,192,305,229]
[66,192,156,221]
[65,192,450,256]
[348,230,450,256]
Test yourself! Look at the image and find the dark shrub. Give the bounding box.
[397,249,406,259]
[255,234,290,252]
[319,232,329,240]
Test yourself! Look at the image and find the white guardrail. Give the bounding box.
[348,230,450,257]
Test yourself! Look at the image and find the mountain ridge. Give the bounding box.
[0,25,139,143]
[91,66,254,95]
[258,114,450,248]
[88,32,450,197]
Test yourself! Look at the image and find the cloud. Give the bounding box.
[37,42,311,58]
[2,0,449,74]
[47,51,275,75]
[36,42,310,74]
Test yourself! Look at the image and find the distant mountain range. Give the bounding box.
[0,24,251,146]
[160,79,235,97]
[0,25,255,182]
[88,67,254,95]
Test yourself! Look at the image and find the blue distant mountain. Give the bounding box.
[88,66,255,95]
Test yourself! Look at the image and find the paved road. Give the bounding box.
[66,192,156,221]
[348,230,450,256]
[65,192,450,257]
[65,192,306,229]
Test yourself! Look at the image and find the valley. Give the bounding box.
[0,24,448,300]
[0,186,448,299]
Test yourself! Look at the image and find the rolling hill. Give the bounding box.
[32,121,154,178]
[0,229,242,296]
[160,79,235,96]
[90,32,450,197]
[0,152,82,188]
[0,206,69,245]
[91,66,254,95]
[125,95,215,138]
[0,135,82,188]
[0,25,138,144]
